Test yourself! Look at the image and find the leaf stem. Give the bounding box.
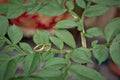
[3,36,26,54]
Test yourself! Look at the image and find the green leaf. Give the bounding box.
[19,42,33,53]
[91,40,98,47]
[0,60,17,80]
[85,27,103,38]
[69,65,105,80]
[76,0,86,8]
[10,76,42,80]
[38,0,67,16]
[7,25,23,44]
[71,47,92,64]
[90,0,120,6]
[7,4,25,19]
[93,45,108,64]
[45,57,68,69]
[110,42,120,67]
[23,53,41,74]
[55,30,76,48]
[76,22,83,31]
[27,3,41,14]
[38,69,62,79]
[0,4,8,14]
[50,36,64,50]
[0,54,9,61]
[8,0,24,4]
[112,33,120,43]
[66,0,74,11]
[0,16,9,36]
[57,0,66,5]
[55,19,77,29]
[4,45,16,52]
[33,30,50,44]
[41,52,54,61]
[104,18,120,42]
[84,4,109,17]
[0,38,5,46]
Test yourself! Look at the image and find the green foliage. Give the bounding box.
[19,42,33,53]
[0,0,120,80]
[38,0,67,16]
[76,0,86,8]
[45,57,68,69]
[33,30,50,44]
[50,36,64,50]
[23,53,41,74]
[110,42,120,67]
[8,25,23,44]
[55,19,77,29]
[66,0,74,11]
[55,30,76,48]
[93,45,108,64]
[38,69,62,80]
[6,4,26,19]
[0,16,9,36]
[90,0,120,6]
[84,4,109,17]
[85,27,103,38]
[0,60,17,80]
[71,47,92,64]
[70,65,105,80]
[104,18,120,42]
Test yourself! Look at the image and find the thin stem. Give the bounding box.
[80,14,87,48]
[63,53,71,80]
[80,2,91,48]
[3,36,26,54]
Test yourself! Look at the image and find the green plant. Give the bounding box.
[0,0,120,80]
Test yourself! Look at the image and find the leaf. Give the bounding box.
[76,0,86,8]
[69,65,105,80]
[0,59,17,80]
[23,53,41,74]
[4,45,16,52]
[112,33,120,43]
[38,0,67,16]
[45,57,68,69]
[0,4,8,14]
[55,30,76,48]
[76,22,83,31]
[90,0,120,6]
[7,25,23,44]
[71,47,92,64]
[84,4,109,17]
[7,4,25,19]
[57,0,66,5]
[41,52,54,61]
[50,36,64,50]
[91,40,98,47]
[0,38,5,46]
[55,19,77,29]
[110,42,120,67]
[104,18,120,42]
[0,16,9,36]
[10,76,42,80]
[19,42,33,53]
[33,30,50,44]
[85,27,103,38]
[93,45,108,64]
[66,0,74,11]
[0,54,9,61]
[8,0,24,4]
[38,69,62,79]
[27,3,41,14]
